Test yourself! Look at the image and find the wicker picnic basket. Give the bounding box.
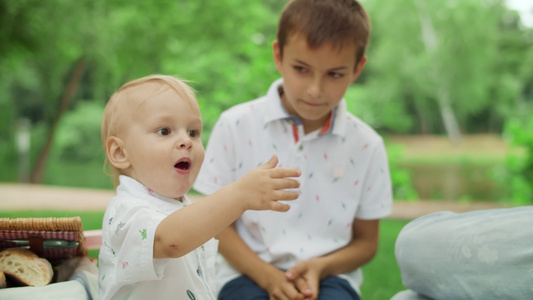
[0,217,88,263]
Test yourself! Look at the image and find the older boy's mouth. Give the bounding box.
[300,99,322,107]
[174,158,191,174]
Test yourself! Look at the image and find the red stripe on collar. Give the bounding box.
[319,111,334,135]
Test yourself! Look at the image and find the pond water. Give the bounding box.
[403,163,505,201]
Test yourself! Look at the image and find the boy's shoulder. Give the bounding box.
[342,109,384,143]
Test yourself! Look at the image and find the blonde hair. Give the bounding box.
[101,74,196,186]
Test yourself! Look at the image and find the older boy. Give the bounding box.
[194,0,392,299]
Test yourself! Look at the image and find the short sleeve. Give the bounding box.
[355,139,393,220]
[102,203,167,286]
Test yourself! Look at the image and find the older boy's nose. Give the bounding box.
[308,77,323,98]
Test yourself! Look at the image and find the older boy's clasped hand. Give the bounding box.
[259,265,308,300]
[233,155,301,212]
[284,258,325,300]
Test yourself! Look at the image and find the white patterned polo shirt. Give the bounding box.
[194,78,392,295]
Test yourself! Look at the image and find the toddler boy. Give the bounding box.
[98,75,300,300]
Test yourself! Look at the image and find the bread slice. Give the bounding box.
[0,268,6,288]
[0,249,53,287]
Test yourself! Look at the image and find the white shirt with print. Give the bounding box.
[194,78,393,295]
[99,175,218,300]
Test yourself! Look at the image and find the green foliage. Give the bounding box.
[54,102,105,162]
[28,121,50,172]
[0,115,17,181]
[45,102,110,188]
[362,0,532,134]
[499,117,533,204]
[384,142,419,201]
[0,62,19,181]
[0,0,287,183]
[1,0,532,201]
[346,86,414,133]
[43,158,112,190]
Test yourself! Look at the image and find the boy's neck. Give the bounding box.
[279,89,331,135]
[301,113,331,135]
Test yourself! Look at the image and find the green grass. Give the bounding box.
[0,211,409,299]
[400,155,506,165]
[361,219,409,299]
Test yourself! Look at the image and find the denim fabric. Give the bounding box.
[218,275,360,300]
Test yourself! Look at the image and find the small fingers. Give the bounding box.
[274,178,301,190]
[270,201,291,212]
[274,190,300,201]
[270,167,301,179]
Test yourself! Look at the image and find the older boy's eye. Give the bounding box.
[293,66,307,73]
[157,128,171,135]
[330,72,344,78]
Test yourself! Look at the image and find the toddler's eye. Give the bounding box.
[188,130,199,138]
[157,128,171,135]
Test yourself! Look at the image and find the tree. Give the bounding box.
[0,0,95,182]
[351,0,532,137]
[0,0,287,183]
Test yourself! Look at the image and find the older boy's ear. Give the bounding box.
[106,136,131,170]
[272,40,283,72]
[351,56,368,84]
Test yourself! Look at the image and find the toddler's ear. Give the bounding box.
[106,136,131,170]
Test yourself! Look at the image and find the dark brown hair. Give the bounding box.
[277,0,370,66]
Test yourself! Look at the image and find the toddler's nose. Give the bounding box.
[178,135,193,149]
[179,141,192,149]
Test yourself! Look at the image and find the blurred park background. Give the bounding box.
[1,0,532,298]
[2,0,532,204]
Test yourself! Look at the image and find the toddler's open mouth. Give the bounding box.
[175,162,190,170]
[174,158,191,174]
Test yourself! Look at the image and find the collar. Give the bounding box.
[263,78,348,137]
[117,175,191,206]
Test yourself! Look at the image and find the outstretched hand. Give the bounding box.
[234,155,300,212]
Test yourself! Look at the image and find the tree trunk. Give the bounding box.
[413,0,461,145]
[437,85,461,145]
[29,58,85,183]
